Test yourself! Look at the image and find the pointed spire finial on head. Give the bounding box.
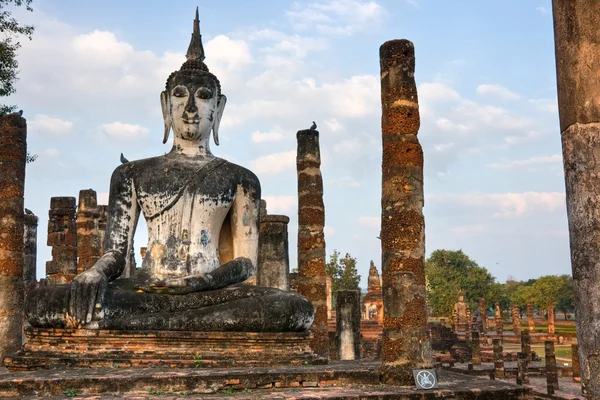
[186,6,205,62]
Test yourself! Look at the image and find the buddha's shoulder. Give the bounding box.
[218,160,260,187]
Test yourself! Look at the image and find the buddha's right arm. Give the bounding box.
[70,164,139,325]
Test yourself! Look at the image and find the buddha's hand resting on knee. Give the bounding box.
[69,268,108,326]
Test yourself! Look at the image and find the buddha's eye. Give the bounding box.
[173,87,188,98]
[197,87,213,99]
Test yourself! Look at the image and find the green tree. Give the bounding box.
[556,275,574,320]
[0,0,34,115]
[326,250,361,305]
[425,249,497,317]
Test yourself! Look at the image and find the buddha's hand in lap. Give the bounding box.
[144,274,215,295]
[69,268,108,326]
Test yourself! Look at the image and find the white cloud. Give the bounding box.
[287,0,387,36]
[324,225,336,235]
[427,192,565,219]
[251,129,284,143]
[419,82,461,103]
[487,155,562,170]
[98,122,149,141]
[262,195,296,213]
[536,6,548,14]
[324,118,344,133]
[476,84,520,101]
[405,0,420,7]
[333,139,361,154]
[528,98,558,114]
[251,150,296,174]
[97,192,110,205]
[28,114,74,137]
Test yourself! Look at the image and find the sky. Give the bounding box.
[8,0,568,288]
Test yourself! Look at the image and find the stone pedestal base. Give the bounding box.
[3,327,323,371]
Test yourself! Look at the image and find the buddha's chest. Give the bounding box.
[133,158,237,223]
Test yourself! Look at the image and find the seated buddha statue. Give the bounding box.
[26,10,314,332]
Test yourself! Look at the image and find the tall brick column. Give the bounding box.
[495,302,503,336]
[46,197,77,284]
[547,300,555,335]
[479,298,487,332]
[379,39,431,384]
[76,189,102,275]
[0,113,27,359]
[527,303,535,333]
[296,128,328,358]
[511,305,521,337]
[553,1,600,396]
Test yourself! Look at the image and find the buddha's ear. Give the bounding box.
[212,94,227,146]
[160,90,172,144]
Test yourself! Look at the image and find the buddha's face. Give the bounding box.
[166,74,220,142]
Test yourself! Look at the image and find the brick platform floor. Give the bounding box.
[0,361,531,398]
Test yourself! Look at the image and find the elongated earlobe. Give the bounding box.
[212,94,227,146]
[160,91,172,144]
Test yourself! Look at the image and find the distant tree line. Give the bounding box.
[425,249,574,319]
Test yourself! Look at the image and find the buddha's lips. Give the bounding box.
[183,118,200,124]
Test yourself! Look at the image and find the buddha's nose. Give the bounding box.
[184,94,198,115]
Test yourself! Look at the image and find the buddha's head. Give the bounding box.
[161,8,226,146]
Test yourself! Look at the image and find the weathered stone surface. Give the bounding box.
[0,113,27,360]
[553,2,600,397]
[362,261,383,323]
[335,290,361,361]
[471,331,481,366]
[521,331,532,362]
[76,189,103,276]
[516,352,529,385]
[512,305,521,337]
[23,209,38,288]
[495,302,503,336]
[0,361,531,398]
[453,292,470,333]
[479,298,487,332]
[257,213,290,291]
[45,196,77,284]
[572,343,580,382]
[526,303,535,333]
[493,338,505,379]
[545,340,559,395]
[379,39,431,385]
[547,300,555,335]
[296,129,328,358]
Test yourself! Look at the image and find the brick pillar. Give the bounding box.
[326,276,332,319]
[97,205,108,253]
[493,338,505,379]
[572,344,581,382]
[257,214,290,291]
[527,303,535,333]
[379,39,431,384]
[296,128,328,359]
[479,298,487,332]
[545,340,559,395]
[553,1,600,396]
[547,300,555,335]
[512,305,521,337]
[23,209,38,290]
[335,289,361,360]
[76,189,102,275]
[495,303,503,336]
[46,197,77,284]
[140,247,147,259]
[0,113,27,359]
[516,352,529,385]
[521,330,532,362]
[472,331,481,365]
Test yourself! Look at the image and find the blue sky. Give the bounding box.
[9,0,567,287]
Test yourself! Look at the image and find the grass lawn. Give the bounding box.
[503,344,573,366]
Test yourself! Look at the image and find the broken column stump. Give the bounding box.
[493,338,505,379]
[516,352,529,385]
[547,301,555,335]
[521,330,532,362]
[545,340,559,395]
[511,305,521,337]
[526,303,535,333]
[76,189,102,275]
[553,1,600,397]
[45,197,77,284]
[335,290,361,360]
[379,39,431,385]
[257,213,291,291]
[23,209,38,291]
[0,113,27,360]
[471,331,481,365]
[495,303,503,336]
[296,128,328,359]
